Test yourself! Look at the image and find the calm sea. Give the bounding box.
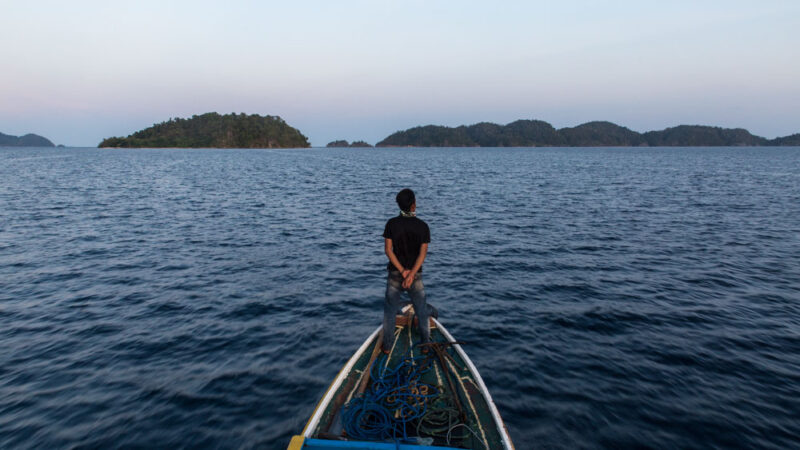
[1,146,799,449]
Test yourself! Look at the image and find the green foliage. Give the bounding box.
[559,121,645,146]
[98,112,309,148]
[378,125,475,147]
[770,133,800,146]
[377,121,565,147]
[326,140,373,148]
[0,132,55,147]
[349,140,373,147]
[643,125,767,146]
[376,120,791,147]
[326,140,350,147]
[502,120,562,146]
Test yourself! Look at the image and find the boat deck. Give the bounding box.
[303,309,509,449]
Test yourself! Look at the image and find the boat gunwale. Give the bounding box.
[432,317,515,450]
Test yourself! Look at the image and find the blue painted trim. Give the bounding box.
[301,438,463,450]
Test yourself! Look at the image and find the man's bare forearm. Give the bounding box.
[387,252,405,272]
[407,243,428,276]
[385,239,406,272]
[402,244,428,288]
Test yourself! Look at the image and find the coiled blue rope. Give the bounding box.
[342,351,439,442]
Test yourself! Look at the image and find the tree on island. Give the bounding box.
[349,140,372,147]
[99,112,309,148]
[771,133,800,146]
[643,125,767,146]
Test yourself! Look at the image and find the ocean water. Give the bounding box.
[1,146,799,449]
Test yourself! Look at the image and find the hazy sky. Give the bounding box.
[2,0,799,146]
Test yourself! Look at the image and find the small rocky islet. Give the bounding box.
[326,140,373,148]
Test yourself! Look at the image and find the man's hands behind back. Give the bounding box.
[402,270,416,289]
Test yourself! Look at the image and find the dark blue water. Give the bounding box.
[1,146,799,449]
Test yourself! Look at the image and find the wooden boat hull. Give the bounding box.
[289,307,514,449]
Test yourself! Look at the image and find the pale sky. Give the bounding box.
[1,0,799,146]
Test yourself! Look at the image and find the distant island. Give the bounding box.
[376,120,800,147]
[0,132,54,147]
[98,112,309,148]
[326,140,373,148]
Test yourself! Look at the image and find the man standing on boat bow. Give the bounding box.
[382,188,431,354]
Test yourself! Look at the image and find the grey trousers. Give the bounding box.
[382,271,431,351]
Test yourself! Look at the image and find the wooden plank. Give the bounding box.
[320,331,383,434]
[394,315,437,329]
[355,330,384,395]
[303,326,382,437]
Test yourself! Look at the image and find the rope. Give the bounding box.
[341,344,486,448]
[416,392,460,437]
[342,352,438,442]
[415,388,484,448]
[447,423,489,450]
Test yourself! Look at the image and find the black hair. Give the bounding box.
[396,188,415,212]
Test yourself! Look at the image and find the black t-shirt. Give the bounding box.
[383,215,431,272]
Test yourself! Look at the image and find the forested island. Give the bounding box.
[88,114,800,148]
[376,121,800,147]
[326,140,373,147]
[0,132,54,147]
[98,113,309,148]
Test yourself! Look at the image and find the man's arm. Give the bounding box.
[384,238,409,276]
[402,243,428,289]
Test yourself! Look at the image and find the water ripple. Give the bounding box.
[1,146,800,449]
